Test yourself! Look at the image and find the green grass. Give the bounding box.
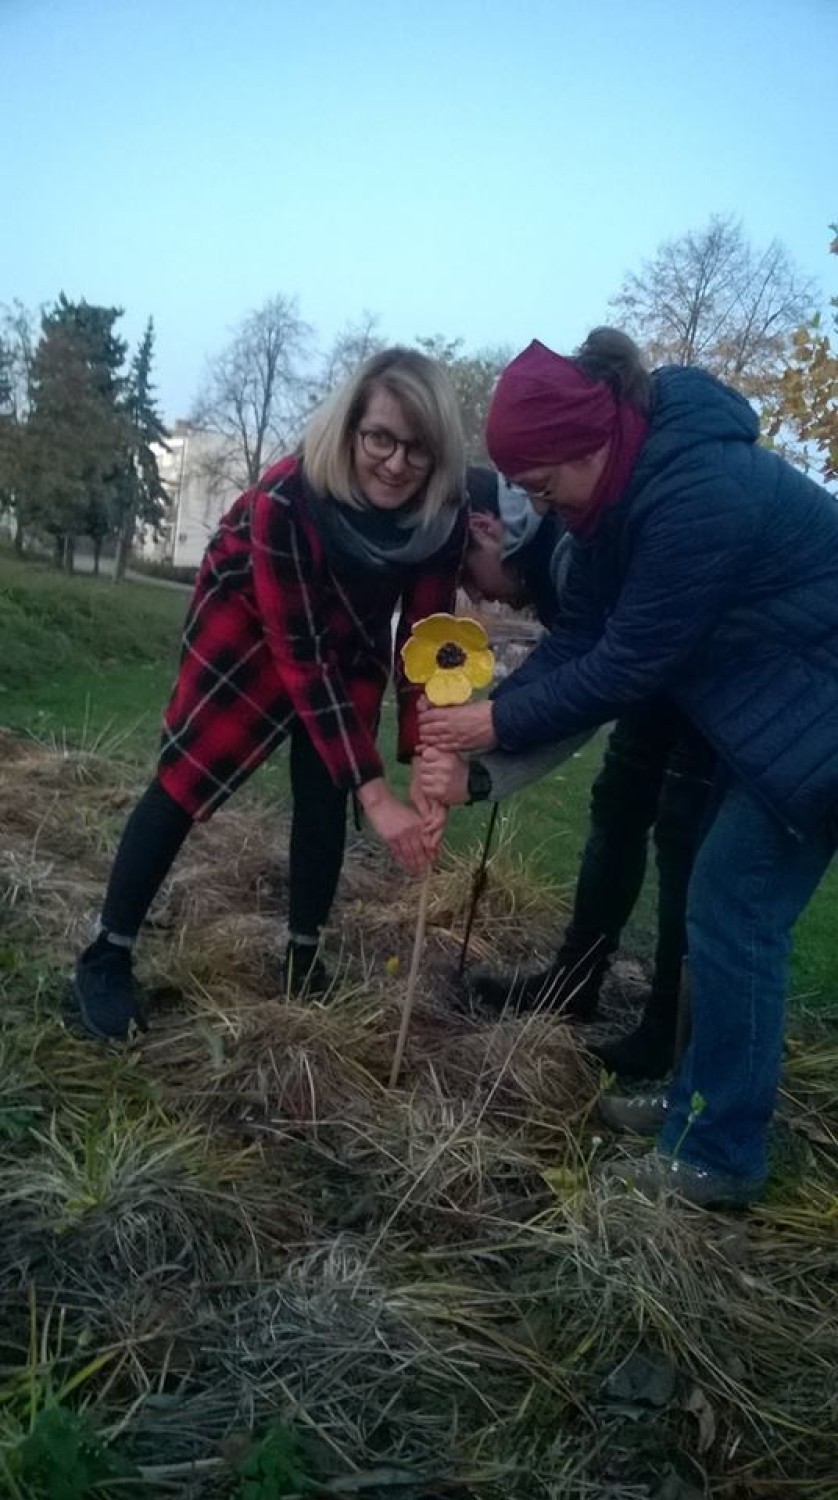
[0,550,187,761]
[2,547,835,1006]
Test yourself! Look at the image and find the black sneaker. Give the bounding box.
[281,943,331,1000]
[466,951,608,1021]
[72,935,147,1040]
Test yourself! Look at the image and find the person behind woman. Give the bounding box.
[420,329,838,1207]
[74,347,466,1040]
[462,463,715,1079]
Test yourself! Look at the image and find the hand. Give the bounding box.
[358,778,429,876]
[418,698,497,753]
[468,511,505,547]
[409,757,448,860]
[418,748,469,807]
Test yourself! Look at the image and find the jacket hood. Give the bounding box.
[635,366,760,484]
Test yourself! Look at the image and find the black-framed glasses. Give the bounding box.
[357,426,433,472]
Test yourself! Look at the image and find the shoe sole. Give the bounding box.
[619,1181,758,1210]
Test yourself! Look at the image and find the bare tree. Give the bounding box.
[610,215,817,399]
[293,310,386,422]
[416,335,511,460]
[316,310,384,399]
[192,294,313,490]
[305,317,506,459]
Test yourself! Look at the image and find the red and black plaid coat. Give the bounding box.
[157,457,466,821]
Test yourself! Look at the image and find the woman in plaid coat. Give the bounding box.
[74,348,467,1039]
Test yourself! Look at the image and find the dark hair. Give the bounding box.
[465,463,500,516]
[574,326,652,415]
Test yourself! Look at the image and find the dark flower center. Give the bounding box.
[436,642,467,670]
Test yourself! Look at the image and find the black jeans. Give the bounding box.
[100,725,349,944]
[562,700,715,998]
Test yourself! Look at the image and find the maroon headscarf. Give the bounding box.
[485,340,650,538]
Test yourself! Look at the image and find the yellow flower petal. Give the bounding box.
[409,614,460,646]
[450,617,489,651]
[401,636,438,684]
[464,648,494,689]
[425,667,474,705]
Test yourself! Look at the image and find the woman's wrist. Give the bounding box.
[358,776,388,811]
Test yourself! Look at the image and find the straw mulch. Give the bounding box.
[1,728,837,1499]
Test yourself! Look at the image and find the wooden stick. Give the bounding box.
[389,867,432,1088]
[456,802,499,980]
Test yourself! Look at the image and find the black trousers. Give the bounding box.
[562,700,715,999]
[100,726,349,943]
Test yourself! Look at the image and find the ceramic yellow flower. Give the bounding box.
[401,613,495,706]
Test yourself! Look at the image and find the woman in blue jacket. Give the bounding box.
[420,328,838,1208]
[463,465,716,1079]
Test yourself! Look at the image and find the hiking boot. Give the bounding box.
[466,949,609,1021]
[72,934,147,1040]
[601,1150,765,1209]
[281,942,331,1000]
[590,995,677,1080]
[599,1092,670,1134]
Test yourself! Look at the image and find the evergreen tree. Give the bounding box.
[27,295,127,571]
[113,317,170,582]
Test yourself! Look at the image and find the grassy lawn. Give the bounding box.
[2,547,835,1007]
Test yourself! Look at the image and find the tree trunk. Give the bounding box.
[92,537,102,576]
[113,530,128,583]
[13,510,24,554]
[113,503,137,584]
[62,534,75,574]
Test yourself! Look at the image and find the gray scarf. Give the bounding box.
[302,474,461,581]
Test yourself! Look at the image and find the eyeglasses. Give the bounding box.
[357,426,433,472]
[510,478,552,505]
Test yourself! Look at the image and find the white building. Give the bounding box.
[141,422,240,569]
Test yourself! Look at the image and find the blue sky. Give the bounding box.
[2,0,835,422]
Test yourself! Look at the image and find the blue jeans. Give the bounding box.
[659,781,836,1182]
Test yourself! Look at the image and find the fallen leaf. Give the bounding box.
[685,1383,716,1453]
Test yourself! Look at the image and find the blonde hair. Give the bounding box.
[302,347,465,525]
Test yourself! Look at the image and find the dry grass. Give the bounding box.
[1,729,837,1498]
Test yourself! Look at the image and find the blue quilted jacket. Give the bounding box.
[492,366,838,835]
